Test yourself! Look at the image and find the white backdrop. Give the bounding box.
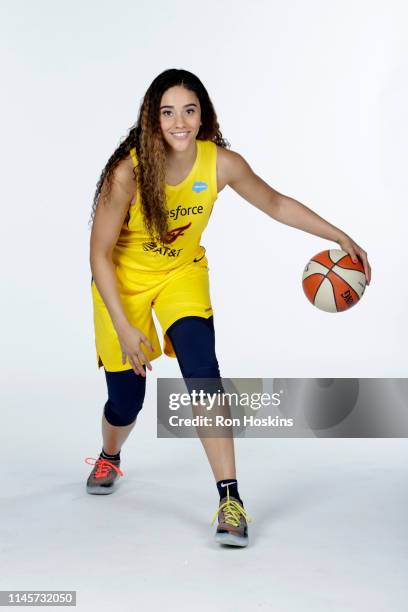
[1,2,408,610]
[2,0,406,396]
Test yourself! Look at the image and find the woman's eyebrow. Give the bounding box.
[159,103,198,109]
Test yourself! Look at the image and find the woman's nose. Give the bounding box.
[174,112,187,127]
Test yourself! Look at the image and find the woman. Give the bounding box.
[84,68,371,548]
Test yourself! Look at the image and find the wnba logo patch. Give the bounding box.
[192,181,208,193]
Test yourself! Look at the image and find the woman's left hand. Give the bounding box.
[336,234,371,285]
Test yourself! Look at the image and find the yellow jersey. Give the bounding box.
[111,138,218,275]
[91,139,218,370]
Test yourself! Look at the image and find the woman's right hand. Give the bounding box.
[116,322,154,377]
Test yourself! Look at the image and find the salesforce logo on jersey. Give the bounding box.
[168,205,204,220]
[192,181,208,193]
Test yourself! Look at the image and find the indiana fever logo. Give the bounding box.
[165,222,192,243]
[142,222,192,258]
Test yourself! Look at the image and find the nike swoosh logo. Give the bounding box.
[221,481,237,488]
[193,253,205,263]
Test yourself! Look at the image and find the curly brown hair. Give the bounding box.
[89,68,231,244]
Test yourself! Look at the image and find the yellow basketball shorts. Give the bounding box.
[91,255,213,372]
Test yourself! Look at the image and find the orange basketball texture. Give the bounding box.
[302,250,366,312]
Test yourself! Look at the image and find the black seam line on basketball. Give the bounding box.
[329,267,359,294]
[335,254,349,266]
[329,268,359,309]
[310,258,334,273]
[329,274,340,310]
[335,255,360,271]
[311,274,327,305]
[329,251,347,266]
[330,272,341,311]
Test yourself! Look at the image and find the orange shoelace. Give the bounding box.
[84,457,125,479]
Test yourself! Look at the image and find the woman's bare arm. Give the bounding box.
[90,157,136,332]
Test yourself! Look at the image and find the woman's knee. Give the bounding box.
[103,367,146,427]
[166,315,221,379]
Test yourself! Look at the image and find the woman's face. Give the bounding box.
[159,85,202,151]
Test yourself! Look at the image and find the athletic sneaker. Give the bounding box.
[85,456,124,495]
[211,486,252,547]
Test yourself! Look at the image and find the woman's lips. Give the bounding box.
[171,131,190,139]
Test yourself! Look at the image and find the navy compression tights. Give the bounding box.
[103,315,221,427]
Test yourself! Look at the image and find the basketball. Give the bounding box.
[302,249,366,312]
